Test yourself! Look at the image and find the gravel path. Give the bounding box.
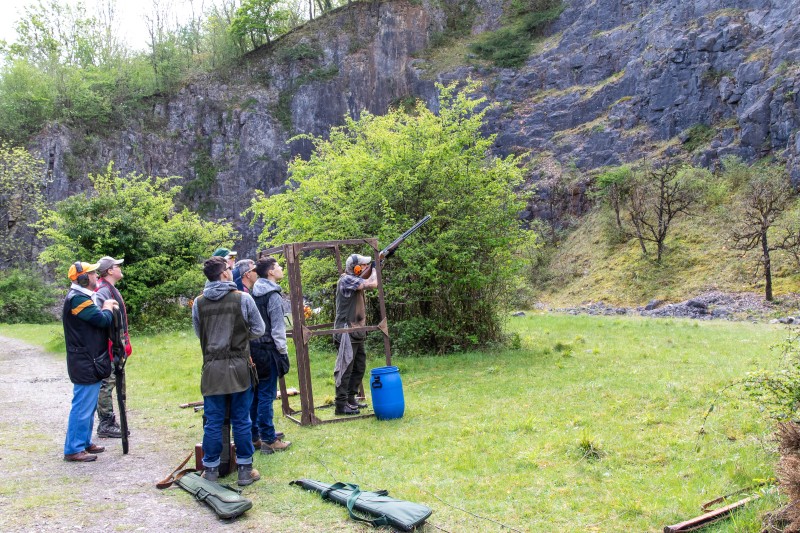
[0,336,227,532]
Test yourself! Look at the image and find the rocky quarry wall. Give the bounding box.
[31,0,800,256]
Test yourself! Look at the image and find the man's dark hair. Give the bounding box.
[203,256,228,281]
[255,257,277,278]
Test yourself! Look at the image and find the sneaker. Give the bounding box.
[334,405,360,416]
[237,464,261,486]
[85,444,105,453]
[261,439,292,455]
[201,466,219,482]
[64,451,97,462]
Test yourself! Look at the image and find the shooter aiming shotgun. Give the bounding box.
[110,307,129,454]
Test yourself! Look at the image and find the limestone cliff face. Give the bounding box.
[31,0,800,255]
[483,0,800,180]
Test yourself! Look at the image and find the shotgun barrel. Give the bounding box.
[378,215,431,264]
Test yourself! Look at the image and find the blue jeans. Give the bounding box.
[64,381,102,455]
[202,389,255,467]
[251,352,279,444]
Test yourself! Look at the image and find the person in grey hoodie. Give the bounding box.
[192,256,265,486]
[244,256,292,455]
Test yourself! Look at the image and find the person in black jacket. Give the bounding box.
[244,257,292,454]
[63,261,118,462]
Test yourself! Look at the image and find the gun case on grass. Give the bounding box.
[177,472,252,519]
[291,479,432,531]
[156,453,252,520]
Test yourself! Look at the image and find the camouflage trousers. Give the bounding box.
[97,372,125,420]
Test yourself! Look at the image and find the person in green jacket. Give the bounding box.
[192,256,265,486]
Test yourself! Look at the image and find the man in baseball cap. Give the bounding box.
[94,256,129,438]
[63,260,118,462]
[68,262,100,283]
[213,248,238,269]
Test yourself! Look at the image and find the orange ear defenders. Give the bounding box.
[74,261,88,284]
[350,254,368,276]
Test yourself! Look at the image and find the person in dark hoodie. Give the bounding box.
[192,256,265,486]
[243,257,292,454]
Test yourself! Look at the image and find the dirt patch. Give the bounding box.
[0,336,226,532]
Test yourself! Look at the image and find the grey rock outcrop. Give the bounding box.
[29,0,800,254]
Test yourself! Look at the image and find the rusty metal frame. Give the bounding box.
[259,238,392,425]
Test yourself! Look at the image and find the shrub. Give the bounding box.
[744,329,800,420]
[249,81,530,353]
[37,163,237,326]
[470,1,564,68]
[0,268,59,324]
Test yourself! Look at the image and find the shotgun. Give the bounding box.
[378,215,431,265]
[110,307,129,454]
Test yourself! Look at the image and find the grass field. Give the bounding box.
[538,209,800,307]
[0,314,790,532]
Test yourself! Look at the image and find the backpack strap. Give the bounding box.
[321,482,391,528]
[156,451,196,489]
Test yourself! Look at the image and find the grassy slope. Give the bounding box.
[0,315,789,532]
[538,208,800,307]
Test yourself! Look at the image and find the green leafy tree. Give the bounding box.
[0,59,57,142]
[248,82,529,353]
[0,0,149,138]
[230,0,292,51]
[38,162,237,327]
[596,164,632,232]
[0,143,49,266]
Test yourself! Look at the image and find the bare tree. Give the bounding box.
[624,160,704,262]
[730,163,794,301]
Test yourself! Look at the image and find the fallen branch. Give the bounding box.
[663,495,759,532]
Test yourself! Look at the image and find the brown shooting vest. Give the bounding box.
[195,291,251,396]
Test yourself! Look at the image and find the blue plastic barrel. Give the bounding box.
[370,366,405,420]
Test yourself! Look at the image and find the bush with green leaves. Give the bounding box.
[37,163,237,329]
[0,268,59,324]
[470,0,564,68]
[744,329,800,421]
[248,81,529,354]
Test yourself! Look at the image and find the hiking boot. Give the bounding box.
[347,398,368,409]
[237,464,261,486]
[261,439,291,455]
[85,444,105,453]
[275,431,284,440]
[201,466,219,482]
[334,404,360,416]
[64,451,97,462]
[97,417,123,438]
[252,438,262,448]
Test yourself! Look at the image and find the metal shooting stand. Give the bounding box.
[259,238,392,426]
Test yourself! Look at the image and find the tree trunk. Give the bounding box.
[762,230,773,301]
